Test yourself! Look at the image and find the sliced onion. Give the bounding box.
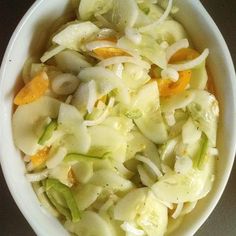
[166,38,189,62]
[174,156,193,174]
[161,68,179,82]
[121,222,145,236]
[208,147,219,156]
[26,170,49,182]
[172,203,184,219]
[94,13,114,29]
[112,63,124,79]
[168,49,209,71]
[40,45,65,63]
[139,0,173,32]
[181,201,198,215]
[135,154,163,178]
[86,40,117,51]
[87,80,97,114]
[96,28,117,39]
[46,147,67,169]
[84,97,115,126]
[52,73,79,95]
[159,199,174,209]
[125,27,142,45]
[97,56,150,70]
[164,111,176,126]
[137,165,155,187]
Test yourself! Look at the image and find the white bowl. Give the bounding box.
[0,0,235,235]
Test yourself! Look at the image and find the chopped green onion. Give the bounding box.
[45,178,80,222]
[38,119,57,145]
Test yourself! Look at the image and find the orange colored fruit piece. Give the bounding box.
[157,70,192,97]
[31,147,50,167]
[14,72,49,105]
[169,48,200,63]
[93,47,130,59]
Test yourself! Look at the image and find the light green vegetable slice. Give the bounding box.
[55,50,91,74]
[71,211,113,236]
[136,191,168,236]
[79,0,113,20]
[58,103,91,154]
[187,90,219,147]
[88,125,127,162]
[182,118,201,145]
[161,90,195,112]
[132,81,160,112]
[72,160,93,184]
[73,184,102,210]
[79,67,122,98]
[45,178,80,222]
[13,96,61,155]
[38,119,58,145]
[53,21,99,51]
[142,20,188,44]
[194,134,209,170]
[190,62,208,89]
[135,110,168,144]
[114,188,148,221]
[112,0,139,31]
[48,163,72,187]
[89,169,133,191]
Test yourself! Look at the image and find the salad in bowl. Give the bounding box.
[11,0,220,235]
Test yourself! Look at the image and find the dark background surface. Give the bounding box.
[0,0,235,235]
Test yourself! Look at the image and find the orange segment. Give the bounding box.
[31,147,50,168]
[157,70,192,97]
[93,47,130,59]
[169,48,200,63]
[14,72,49,105]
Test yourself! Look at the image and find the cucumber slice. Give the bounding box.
[114,188,147,221]
[48,163,72,187]
[13,96,61,155]
[126,130,161,168]
[88,125,127,162]
[136,191,168,236]
[151,158,214,203]
[79,0,113,20]
[112,0,139,31]
[38,119,57,145]
[135,110,168,144]
[190,62,208,90]
[79,67,122,98]
[55,50,91,74]
[53,21,99,51]
[58,103,91,154]
[187,90,219,147]
[132,81,159,112]
[89,169,133,192]
[73,184,102,210]
[161,90,195,112]
[143,20,188,44]
[73,211,113,236]
[72,161,93,184]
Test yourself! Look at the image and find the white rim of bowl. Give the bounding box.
[0,0,235,236]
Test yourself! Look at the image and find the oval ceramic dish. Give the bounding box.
[0,0,235,235]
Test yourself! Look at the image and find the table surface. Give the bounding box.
[0,1,235,235]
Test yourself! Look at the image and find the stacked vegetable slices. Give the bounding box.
[12,0,219,235]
